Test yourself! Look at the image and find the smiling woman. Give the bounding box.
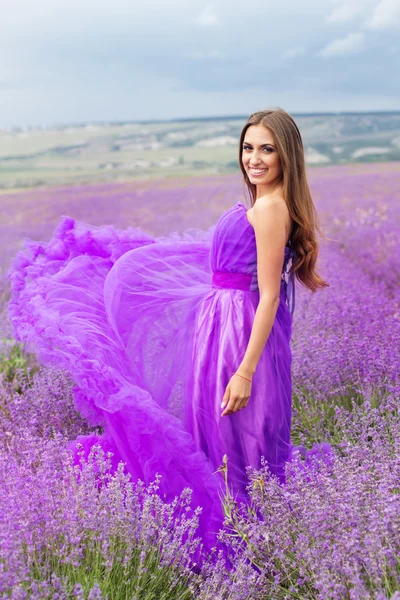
[239,108,329,293]
[7,107,333,561]
[242,135,281,182]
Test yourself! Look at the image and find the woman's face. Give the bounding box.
[241,124,283,195]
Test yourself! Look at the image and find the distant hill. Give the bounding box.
[0,112,399,190]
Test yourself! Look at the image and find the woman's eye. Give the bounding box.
[242,146,273,152]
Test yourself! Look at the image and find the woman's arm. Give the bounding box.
[237,196,290,378]
[220,196,290,416]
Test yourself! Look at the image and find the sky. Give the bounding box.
[0,0,399,128]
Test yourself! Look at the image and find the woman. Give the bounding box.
[8,108,328,550]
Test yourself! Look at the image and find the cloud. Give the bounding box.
[317,32,366,57]
[0,80,27,91]
[196,4,218,26]
[281,46,307,60]
[0,0,398,127]
[325,3,364,24]
[183,50,226,59]
[363,0,400,30]
[325,0,400,31]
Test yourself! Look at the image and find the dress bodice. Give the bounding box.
[210,203,296,309]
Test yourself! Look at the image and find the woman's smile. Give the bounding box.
[249,167,269,177]
[242,124,283,195]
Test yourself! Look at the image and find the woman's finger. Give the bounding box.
[221,396,239,416]
[221,385,230,409]
[221,397,235,416]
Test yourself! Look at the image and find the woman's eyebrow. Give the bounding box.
[243,142,276,148]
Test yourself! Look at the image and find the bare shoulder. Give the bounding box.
[247,193,290,234]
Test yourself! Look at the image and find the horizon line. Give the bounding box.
[2,109,400,131]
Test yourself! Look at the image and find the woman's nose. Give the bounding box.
[250,152,262,164]
[250,150,262,161]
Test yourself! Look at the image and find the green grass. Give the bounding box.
[291,381,394,450]
[23,537,195,599]
[0,339,39,391]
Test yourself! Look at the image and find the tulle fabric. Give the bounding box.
[8,202,306,553]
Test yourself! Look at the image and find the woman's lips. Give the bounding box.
[249,168,268,177]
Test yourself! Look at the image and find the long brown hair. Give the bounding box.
[239,107,329,292]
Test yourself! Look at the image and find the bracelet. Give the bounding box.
[232,372,253,383]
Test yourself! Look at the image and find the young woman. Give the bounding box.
[8,107,329,550]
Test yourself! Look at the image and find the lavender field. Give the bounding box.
[1,161,400,599]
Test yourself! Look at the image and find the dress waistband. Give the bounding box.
[212,271,252,291]
[211,269,296,316]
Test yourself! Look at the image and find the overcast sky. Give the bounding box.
[0,0,399,128]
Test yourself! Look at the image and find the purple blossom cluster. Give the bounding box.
[0,368,90,440]
[0,372,201,598]
[0,162,399,598]
[290,168,400,447]
[197,392,400,599]
[1,369,399,598]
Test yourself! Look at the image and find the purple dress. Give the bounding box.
[8,201,297,548]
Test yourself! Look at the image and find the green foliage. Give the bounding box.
[0,338,39,390]
[28,538,194,599]
[291,383,388,450]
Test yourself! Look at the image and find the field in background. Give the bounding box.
[0,163,399,597]
[1,160,399,286]
[1,112,400,190]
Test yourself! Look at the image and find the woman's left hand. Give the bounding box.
[221,373,252,417]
